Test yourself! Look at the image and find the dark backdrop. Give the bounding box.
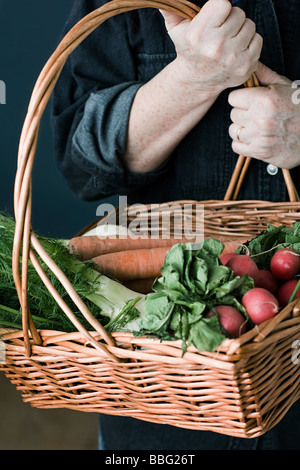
[0,0,117,239]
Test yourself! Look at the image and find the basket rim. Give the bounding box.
[1,295,300,362]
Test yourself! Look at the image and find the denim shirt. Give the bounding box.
[52,0,300,205]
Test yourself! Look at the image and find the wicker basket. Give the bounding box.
[1,0,300,439]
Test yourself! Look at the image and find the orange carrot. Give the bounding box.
[69,235,194,261]
[123,278,156,294]
[220,238,249,256]
[91,247,171,281]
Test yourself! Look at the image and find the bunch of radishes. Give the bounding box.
[209,247,300,339]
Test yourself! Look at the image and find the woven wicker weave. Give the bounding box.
[1,0,300,439]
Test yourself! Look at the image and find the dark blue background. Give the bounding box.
[0,0,117,239]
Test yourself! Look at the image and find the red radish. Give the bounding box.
[242,287,279,324]
[270,248,300,281]
[207,305,247,338]
[226,254,259,283]
[220,252,237,266]
[277,279,300,306]
[255,269,279,294]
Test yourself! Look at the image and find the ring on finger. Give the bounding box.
[237,126,244,142]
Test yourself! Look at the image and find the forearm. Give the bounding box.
[123,0,263,174]
[122,59,219,173]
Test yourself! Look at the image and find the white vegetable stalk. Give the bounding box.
[84,273,145,331]
[43,237,146,332]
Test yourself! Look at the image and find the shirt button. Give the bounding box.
[266,164,278,176]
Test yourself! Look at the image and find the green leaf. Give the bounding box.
[153,266,188,297]
[187,301,206,323]
[190,257,208,293]
[188,316,226,352]
[169,307,181,332]
[183,247,197,292]
[246,224,300,269]
[206,265,232,291]
[292,222,300,237]
[212,274,254,299]
[140,292,174,332]
[163,243,185,279]
[173,298,206,324]
[191,238,225,265]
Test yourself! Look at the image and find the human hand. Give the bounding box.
[228,62,300,170]
[160,0,263,95]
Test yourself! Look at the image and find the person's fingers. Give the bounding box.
[231,139,252,157]
[246,33,263,61]
[230,108,249,126]
[229,123,251,144]
[220,6,246,38]
[234,17,257,50]
[159,10,190,32]
[255,61,288,86]
[194,0,232,29]
[228,89,251,109]
[228,86,265,109]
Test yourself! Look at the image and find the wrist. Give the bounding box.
[167,58,223,104]
[169,56,226,101]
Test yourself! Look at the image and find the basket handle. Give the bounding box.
[225,157,299,202]
[12,0,205,359]
[12,0,297,360]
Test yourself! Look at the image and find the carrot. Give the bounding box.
[220,238,249,256]
[91,247,171,281]
[69,235,194,261]
[123,278,156,294]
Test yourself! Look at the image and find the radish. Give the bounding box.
[226,254,259,283]
[270,248,300,281]
[242,287,279,324]
[277,279,300,306]
[220,252,237,266]
[207,305,247,338]
[255,269,279,295]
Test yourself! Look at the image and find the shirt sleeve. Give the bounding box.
[51,0,170,201]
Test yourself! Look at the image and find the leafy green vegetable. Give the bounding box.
[236,222,300,307]
[138,239,254,353]
[239,222,300,270]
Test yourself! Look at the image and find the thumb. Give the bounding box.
[256,62,288,86]
[159,9,189,32]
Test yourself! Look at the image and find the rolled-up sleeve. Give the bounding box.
[71,82,143,197]
[51,0,170,201]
